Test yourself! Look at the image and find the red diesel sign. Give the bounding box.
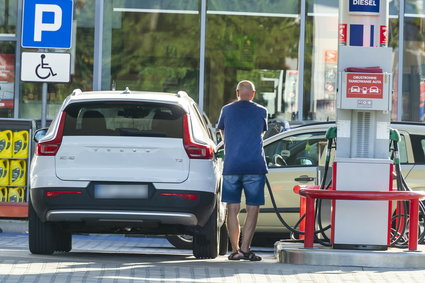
[346,73,384,99]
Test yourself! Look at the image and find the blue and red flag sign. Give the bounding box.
[350,24,375,47]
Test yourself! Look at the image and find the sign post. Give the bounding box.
[21,0,74,127]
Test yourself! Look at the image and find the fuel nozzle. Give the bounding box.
[389,128,401,164]
[326,126,337,140]
[324,127,337,162]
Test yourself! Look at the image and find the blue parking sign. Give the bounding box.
[22,0,74,49]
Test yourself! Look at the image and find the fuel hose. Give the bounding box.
[266,128,336,245]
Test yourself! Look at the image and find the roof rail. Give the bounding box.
[71,89,82,96]
[176,90,188,98]
[122,87,131,94]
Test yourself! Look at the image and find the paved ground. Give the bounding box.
[0,230,425,282]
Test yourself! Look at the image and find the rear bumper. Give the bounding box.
[31,184,216,227]
[46,210,197,226]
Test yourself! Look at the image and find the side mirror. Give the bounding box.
[34,128,48,143]
[215,131,222,143]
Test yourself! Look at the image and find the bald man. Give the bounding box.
[217,80,268,261]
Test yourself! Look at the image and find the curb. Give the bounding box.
[0,220,28,234]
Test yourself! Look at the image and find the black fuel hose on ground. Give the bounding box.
[389,133,425,247]
[265,176,331,240]
[392,161,425,246]
[267,127,425,248]
[265,130,336,245]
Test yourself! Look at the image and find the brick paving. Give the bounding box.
[0,232,425,282]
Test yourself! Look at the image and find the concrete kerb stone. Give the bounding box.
[275,240,425,269]
[0,220,28,234]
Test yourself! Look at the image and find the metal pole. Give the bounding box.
[93,0,104,91]
[297,0,306,121]
[408,199,419,251]
[397,0,405,121]
[14,0,23,118]
[198,0,207,112]
[41,82,48,128]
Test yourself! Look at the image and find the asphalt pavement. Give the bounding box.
[1,220,425,282]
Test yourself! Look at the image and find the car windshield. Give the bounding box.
[62,101,184,138]
[264,132,325,167]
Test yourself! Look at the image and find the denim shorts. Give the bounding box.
[222,174,266,206]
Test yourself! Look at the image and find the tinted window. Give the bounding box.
[63,102,184,138]
[189,103,211,143]
[264,132,326,167]
[410,135,425,164]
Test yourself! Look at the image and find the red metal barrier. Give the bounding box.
[294,185,425,251]
[293,185,320,239]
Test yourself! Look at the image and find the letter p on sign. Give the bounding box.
[34,4,62,42]
[22,0,74,49]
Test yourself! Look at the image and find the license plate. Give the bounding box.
[94,184,149,199]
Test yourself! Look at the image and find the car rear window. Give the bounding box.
[63,101,184,138]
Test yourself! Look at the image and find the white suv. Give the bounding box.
[29,89,227,259]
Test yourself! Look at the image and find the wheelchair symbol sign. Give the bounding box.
[35,54,57,79]
[21,52,70,83]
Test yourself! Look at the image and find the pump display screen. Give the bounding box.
[346,73,383,99]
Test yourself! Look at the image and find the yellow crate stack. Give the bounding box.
[0,130,29,203]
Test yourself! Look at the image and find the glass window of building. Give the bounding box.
[305,0,338,121]
[403,0,425,121]
[19,0,95,119]
[101,0,200,101]
[0,0,17,118]
[205,0,300,124]
[0,41,15,118]
[0,0,17,34]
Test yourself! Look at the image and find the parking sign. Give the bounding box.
[22,0,74,49]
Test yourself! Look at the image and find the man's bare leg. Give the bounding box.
[240,205,260,252]
[227,203,241,253]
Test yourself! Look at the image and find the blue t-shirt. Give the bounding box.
[217,100,268,175]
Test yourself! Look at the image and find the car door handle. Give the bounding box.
[295,176,315,182]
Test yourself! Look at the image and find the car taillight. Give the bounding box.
[46,190,82,198]
[160,192,198,201]
[35,112,66,156]
[182,114,213,159]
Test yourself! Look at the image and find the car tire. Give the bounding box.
[166,234,193,249]
[55,229,72,252]
[28,201,56,255]
[218,222,229,256]
[193,206,219,259]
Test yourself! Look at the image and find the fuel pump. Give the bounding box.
[332,0,393,249]
[270,0,425,251]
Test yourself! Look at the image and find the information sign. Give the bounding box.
[349,0,380,14]
[346,73,384,99]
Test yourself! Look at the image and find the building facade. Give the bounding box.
[0,0,425,124]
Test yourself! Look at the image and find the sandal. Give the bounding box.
[240,250,262,261]
[228,250,243,260]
